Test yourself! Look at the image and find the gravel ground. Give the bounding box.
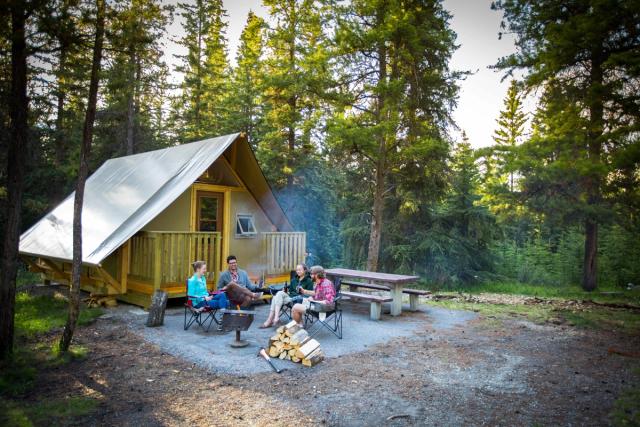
[111,301,476,375]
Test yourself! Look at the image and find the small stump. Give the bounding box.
[221,309,255,348]
[146,290,168,327]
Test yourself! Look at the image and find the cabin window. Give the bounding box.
[235,214,257,237]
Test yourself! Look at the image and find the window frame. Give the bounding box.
[235,213,257,238]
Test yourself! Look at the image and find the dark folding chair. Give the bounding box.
[184,279,221,332]
[277,270,297,321]
[304,277,343,339]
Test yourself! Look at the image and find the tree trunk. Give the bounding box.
[582,46,604,292]
[285,0,296,188]
[366,6,387,272]
[146,290,168,327]
[59,0,105,352]
[582,219,597,291]
[367,164,385,272]
[0,0,29,361]
[125,49,135,155]
[55,42,67,166]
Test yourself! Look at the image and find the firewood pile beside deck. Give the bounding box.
[268,321,324,367]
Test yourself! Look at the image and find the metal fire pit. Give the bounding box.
[220,309,256,348]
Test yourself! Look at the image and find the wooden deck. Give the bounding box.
[263,232,306,275]
[26,230,306,308]
[129,230,222,296]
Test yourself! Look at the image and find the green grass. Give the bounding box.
[15,292,103,338]
[427,295,640,334]
[450,282,640,304]
[0,396,100,427]
[0,290,104,426]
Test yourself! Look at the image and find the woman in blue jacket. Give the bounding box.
[188,261,229,309]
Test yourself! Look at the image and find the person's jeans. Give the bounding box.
[195,293,229,310]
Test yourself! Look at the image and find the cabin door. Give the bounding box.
[196,191,223,232]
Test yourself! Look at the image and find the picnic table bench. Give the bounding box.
[341,280,431,311]
[326,268,420,319]
[340,290,392,320]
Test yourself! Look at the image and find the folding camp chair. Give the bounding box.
[277,270,297,321]
[304,277,343,339]
[184,279,221,332]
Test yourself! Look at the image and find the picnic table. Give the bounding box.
[325,268,419,316]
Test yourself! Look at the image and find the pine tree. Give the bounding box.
[492,80,526,192]
[328,0,461,271]
[494,0,640,291]
[174,0,229,141]
[228,11,267,146]
[98,0,172,158]
[259,0,332,188]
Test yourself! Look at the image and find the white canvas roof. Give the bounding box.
[19,133,290,266]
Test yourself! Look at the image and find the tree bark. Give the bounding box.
[0,0,29,361]
[55,42,68,166]
[582,46,604,292]
[59,0,105,352]
[366,5,387,272]
[285,0,297,188]
[145,290,168,327]
[582,219,598,291]
[125,49,135,155]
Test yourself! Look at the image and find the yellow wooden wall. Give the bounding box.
[229,191,277,276]
[142,187,192,231]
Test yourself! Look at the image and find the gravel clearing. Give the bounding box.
[109,300,477,375]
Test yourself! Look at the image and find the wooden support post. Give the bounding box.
[409,294,419,311]
[152,234,162,291]
[120,240,130,293]
[370,301,382,321]
[389,284,402,316]
[215,233,222,289]
[96,267,122,294]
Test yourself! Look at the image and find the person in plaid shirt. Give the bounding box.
[292,265,336,326]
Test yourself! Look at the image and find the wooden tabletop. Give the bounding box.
[325,268,419,284]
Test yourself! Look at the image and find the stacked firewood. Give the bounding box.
[268,320,325,367]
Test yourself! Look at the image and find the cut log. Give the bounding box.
[284,323,303,337]
[277,326,285,334]
[295,338,320,359]
[289,329,309,346]
[302,348,324,367]
[145,290,168,327]
[284,320,297,330]
[269,346,279,357]
[291,356,300,363]
[279,351,287,360]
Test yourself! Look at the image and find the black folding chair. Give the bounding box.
[277,270,297,321]
[304,277,343,339]
[183,279,221,332]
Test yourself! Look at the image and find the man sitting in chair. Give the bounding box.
[188,261,229,310]
[291,265,336,326]
[218,255,265,291]
[217,255,263,307]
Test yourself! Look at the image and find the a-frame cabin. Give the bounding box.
[19,133,305,307]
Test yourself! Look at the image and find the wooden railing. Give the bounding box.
[129,231,222,289]
[263,232,306,275]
